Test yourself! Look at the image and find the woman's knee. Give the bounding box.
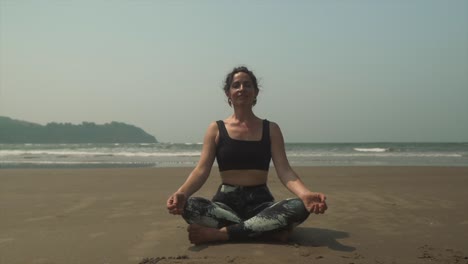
[182,197,210,220]
[281,198,310,223]
[186,197,211,208]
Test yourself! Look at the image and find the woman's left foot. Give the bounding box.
[187,224,229,245]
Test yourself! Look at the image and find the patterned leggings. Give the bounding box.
[182,184,310,240]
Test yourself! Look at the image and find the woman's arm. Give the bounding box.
[270,122,327,214]
[167,122,218,214]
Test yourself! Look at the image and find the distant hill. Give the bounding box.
[0,116,157,143]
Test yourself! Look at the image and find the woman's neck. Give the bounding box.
[230,106,257,123]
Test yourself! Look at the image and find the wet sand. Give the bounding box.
[1,166,467,264]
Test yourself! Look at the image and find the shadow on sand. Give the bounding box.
[289,227,355,251]
[189,227,355,252]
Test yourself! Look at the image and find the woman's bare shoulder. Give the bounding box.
[202,121,221,144]
[205,121,219,136]
[268,120,281,131]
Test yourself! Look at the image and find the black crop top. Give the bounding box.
[215,119,271,172]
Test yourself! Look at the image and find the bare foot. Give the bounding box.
[187,224,229,245]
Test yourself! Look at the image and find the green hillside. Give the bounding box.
[0,116,157,143]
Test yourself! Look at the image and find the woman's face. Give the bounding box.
[227,72,258,107]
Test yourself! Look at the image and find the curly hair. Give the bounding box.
[222,66,260,106]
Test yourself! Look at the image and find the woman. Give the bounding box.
[167,66,327,244]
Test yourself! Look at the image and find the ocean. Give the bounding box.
[0,142,467,169]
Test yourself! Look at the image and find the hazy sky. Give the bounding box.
[1,0,467,143]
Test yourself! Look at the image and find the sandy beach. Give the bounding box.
[1,166,467,264]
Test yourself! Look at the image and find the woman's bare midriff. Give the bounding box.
[220,169,268,186]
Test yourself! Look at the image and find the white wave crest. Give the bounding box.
[288,152,463,158]
[354,148,389,153]
[0,150,201,157]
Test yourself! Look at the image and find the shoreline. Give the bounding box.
[2,142,467,169]
[2,164,468,170]
[1,166,467,263]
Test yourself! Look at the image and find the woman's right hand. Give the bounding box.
[300,191,328,214]
[166,191,187,215]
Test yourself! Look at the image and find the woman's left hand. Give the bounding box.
[167,191,187,215]
[300,192,328,214]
